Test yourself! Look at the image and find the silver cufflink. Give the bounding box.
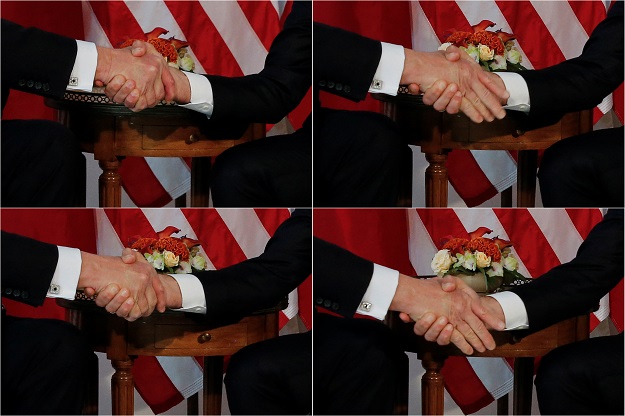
[69,77,79,86]
[359,301,372,312]
[49,284,60,294]
[371,79,383,90]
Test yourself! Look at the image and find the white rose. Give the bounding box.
[163,250,180,268]
[478,44,495,61]
[464,45,480,63]
[475,251,491,269]
[486,261,504,277]
[503,254,519,271]
[151,252,164,271]
[431,249,454,275]
[179,55,195,72]
[438,42,453,51]
[506,47,522,64]
[461,251,476,271]
[489,55,507,71]
[191,254,207,271]
[175,261,192,274]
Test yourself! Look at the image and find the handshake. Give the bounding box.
[390,274,506,355]
[77,248,183,321]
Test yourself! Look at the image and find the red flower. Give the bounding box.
[154,237,190,261]
[466,237,501,262]
[442,237,469,254]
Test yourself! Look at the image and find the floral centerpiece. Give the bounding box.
[431,227,530,293]
[439,20,526,72]
[118,27,196,72]
[128,226,208,274]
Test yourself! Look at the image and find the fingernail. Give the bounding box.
[120,289,129,296]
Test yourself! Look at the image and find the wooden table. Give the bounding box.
[45,92,264,207]
[389,312,589,415]
[375,92,592,207]
[58,298,284,415]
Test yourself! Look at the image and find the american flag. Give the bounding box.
[313,208,621,414]
[315,0,622,207]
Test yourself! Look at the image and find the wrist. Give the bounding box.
[389,274,420,313]
[160,274,183,309]
[172,68,191,104]
[78,251,102,290]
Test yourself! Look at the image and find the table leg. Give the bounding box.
[203,356,224,415]
[111,358,134,415]
[191,157,211,207]
[425,153,448,207]
[420,351,446,415]
[516,150,538,207]
[512,357,534,415]
[99,158,122,207]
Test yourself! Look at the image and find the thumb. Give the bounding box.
[444,45,461,62]
[121,247,137,264]
[131,39,148,57]
[398,312,414,323]
[441,275,457,292]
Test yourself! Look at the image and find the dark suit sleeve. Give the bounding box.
[519,1,623,126]
[313,238,375,318]
[510,209,624,333]
[1,19,78,106]
[204,1,311,124]
[313,22,382,102]
[1,231,59,307]
[192,210,311,322]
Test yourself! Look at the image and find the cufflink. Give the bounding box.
[371,79,383,90]
[69,76,79,86]
[359,301,372,312]
[49,284,60,294]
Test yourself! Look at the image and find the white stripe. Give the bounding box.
[216,209,271,258]
[144,157,191,200]
[594,293,611,322]
[156,356,204,398]
[199,1,268,74]
[467,357,514,399]
[95,210,125,255]
[527,209,583,264]
[282,289,299,320]
[82,2,113,47]
[530,1,588,59]
[410,1,442,52]
[598,94,614,114]
[470,150,517,193]
[124,0,207,75]
[141,208,215,270]
[407,210,440,276]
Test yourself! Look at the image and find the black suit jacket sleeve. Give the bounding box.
[313,238,374,318]
[519,1,623,126]
[204,1,311,124]
[192,210,311,322]
[313,22,382,102]
[510,209,623,333]
[1,19,77,109]
[1,231,59,307]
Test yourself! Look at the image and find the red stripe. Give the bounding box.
[441,356,494,414]
[237,0,281,52]
[298,276,313,329]
[416,208,469,249]
[88,1,144,47]
[118,158,172,207]
[132,356,185,414]
[181,209,248,268]
[496,1,566,69]
[419,1,472,41]
[493,209,561,278]
[568,0,607,36]
[446,151,498,207]
[565,208,603,240]
[103,208,157,246]
[610,279,624,332]
[164,1,244,76]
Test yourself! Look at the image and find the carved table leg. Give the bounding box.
[425,153,448,207]
[99,158,122,207]
[203,356,224,415]
[516,150,538,207]
[421,351,446,415]
[513,357,534,415]
[111,358,134,415]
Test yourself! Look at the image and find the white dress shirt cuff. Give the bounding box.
[48,246,82,299]
[357,264,400,320]
[488,291,529,330]
[368,42,405,96]
[179,72,215,116]
[169,273,207,314]
[68,40,97,92]
[497,71,530,113]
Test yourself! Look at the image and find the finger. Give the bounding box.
[464,92,495,123]
[125,301,142,322]
[477,70,510,108]
[423,316,451,342]
[431,84,459,112]
[103,287,130,313]
[152,274,167,313]
[444,91,463,115]
[83,287,96,297]
[130,94,147,112]
[459,97,484,123]
[131,39,148,57]
[422,79,449,106]
[104,75,130,102]
[455,320,487,353]
[463,312,497,351]
[449,329,473,355]
[440,275,458,292]
[413,312,438,336]
[111,79,137,105]
[124,89,140,109]
[94,80,104,88]
[435,323,455,346]
[406,83,420,95]
[94,284,121,308]
[144,287,157,317]
[472,300,505,331]
[162,67,177,102]
[114,295,136,319]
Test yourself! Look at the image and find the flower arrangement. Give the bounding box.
[431,227,530,292]
[128,226,208,274]
[439,20,526,72]
[118,27,196,72]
